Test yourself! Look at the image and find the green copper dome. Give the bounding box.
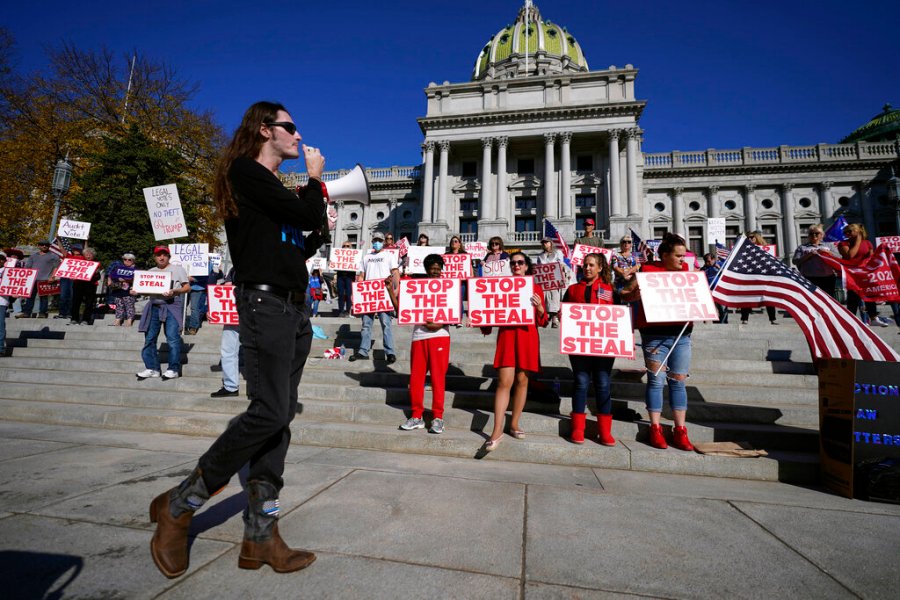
[472,2,589,81]
[841,104,900,143]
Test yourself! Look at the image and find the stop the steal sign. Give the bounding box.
[635,271,717,322]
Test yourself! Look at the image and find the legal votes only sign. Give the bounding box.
[559,303,634,359]
[170,244,209,277]
[398,278,461,325]
[144,183,188,241]
[207,285,239,325]
[132,270,172,295]
[467,276,534,326]
[352,280,393,315]
[635,271,718,322]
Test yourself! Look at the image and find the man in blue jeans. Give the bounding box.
[134,246,190,380]
[350,232,399,363]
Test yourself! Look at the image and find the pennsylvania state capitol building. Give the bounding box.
[285,2,900,258]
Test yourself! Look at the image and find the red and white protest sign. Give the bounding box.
[468,276,534,326]
[533,262,566,291]
[0,268,37,298]
[571,243,613,267]
[4,257,17,268]
[406,246,445,275]
[761,244,778,257]
[397,237,410,257]
[465,241,488,260]
[207,285,239,325]
[38,280,61,296]
[55,258,100,281]
[133,270,172,295]
[440,253,472,279]
[876,236,900,254]
[398,278,461,325]
[635,271,718,322]
[352,279,394,315]
[329,247,363,272]
[559,303,634,359]
[481,259,511,277]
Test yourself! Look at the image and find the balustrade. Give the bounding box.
[644,141,899,170]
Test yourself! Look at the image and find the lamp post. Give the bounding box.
[49,157,73,242]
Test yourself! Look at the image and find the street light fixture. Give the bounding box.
[48,157,73,242]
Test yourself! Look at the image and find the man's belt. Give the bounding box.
[241,283,306,305]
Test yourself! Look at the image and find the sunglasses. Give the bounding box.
[491,242,500,246]
[265,121,297,135]
[510,260,526,266]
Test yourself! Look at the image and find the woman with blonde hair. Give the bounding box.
[838,223,882,325]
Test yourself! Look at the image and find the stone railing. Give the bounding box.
[459,233,478,243]
[510,231,542,243]
[283,165,421,186]
[643,140,900,170]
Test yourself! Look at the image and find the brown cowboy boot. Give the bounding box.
[149,468,209,578]
[238,480,316,573]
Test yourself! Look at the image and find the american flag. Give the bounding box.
[544,220,570,260]
[49,236,72,258]
[597,287,613,303]
[629,228,648,263]
[715,242,730,265]
[712,236,899,362]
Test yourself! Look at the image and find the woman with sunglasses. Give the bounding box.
[611,235,640,292]
[562,253,617,446]
[482,252,549,451]
[484,236,509,263]
[107,252,137,326]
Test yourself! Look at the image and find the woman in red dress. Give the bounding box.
[482,251,549,451]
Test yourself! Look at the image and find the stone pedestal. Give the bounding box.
[477,219,510,243]
[417,221,451,246]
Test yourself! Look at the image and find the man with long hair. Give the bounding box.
[149,101,325,578]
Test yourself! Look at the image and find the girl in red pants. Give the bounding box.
[386,254,451,434]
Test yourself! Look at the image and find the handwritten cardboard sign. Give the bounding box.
[636,271,718,322]
[170,243,209,277]
[144,183,188,241]
[398,278,461,325]
[559,303,634,358]
[533,262,566,291]
[55,258,100,281]
[465,241,488,260]
[406,246,445,275]
[0,267,37,298]
[707,217,726,246]
[468,276,534,326]
[571,243,613,267]
[133,270,172,295]
[481,259,511,277]
[352,280,393,315]
[876,236,900,254]
[329,247,363,272]
[440,253,472,279]
[208,253,222,271]
[306,256,327,274]
[207,284,239,325]
[57,218,91,240]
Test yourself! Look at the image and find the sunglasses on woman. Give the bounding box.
[510,260,526,266]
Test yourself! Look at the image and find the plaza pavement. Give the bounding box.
[0,419,897,600]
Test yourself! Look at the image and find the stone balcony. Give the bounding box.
[283,165,421,187]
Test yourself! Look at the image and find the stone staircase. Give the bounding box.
[4,310,893,483]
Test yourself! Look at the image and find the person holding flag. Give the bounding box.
[836,223,882,325]
[791,224,838,297]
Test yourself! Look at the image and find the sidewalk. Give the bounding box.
[0,420,897,599]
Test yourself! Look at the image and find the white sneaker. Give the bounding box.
[871,317,889,328]
[136,369,160,379]
[161,369,179,380]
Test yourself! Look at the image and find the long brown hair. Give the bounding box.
[213,101,287,219]
[584,253,612,284]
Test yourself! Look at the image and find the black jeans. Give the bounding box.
[71,282,96,323]
[198,288,312,492]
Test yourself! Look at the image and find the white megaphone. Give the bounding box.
[324,164,370,206]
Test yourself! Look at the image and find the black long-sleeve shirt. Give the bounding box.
[224,156,325,291]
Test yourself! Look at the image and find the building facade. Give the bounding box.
[284,2,900,258]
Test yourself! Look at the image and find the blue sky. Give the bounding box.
[5,1,898,173]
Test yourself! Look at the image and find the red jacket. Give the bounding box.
[563,279,614,305]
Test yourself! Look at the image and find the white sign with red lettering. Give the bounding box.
[352,280,393,315]
[398,278,461,325]
[406,246,445,275]
[54,258,100,281]
[533,262,566,291]
[465,241,488,260]
[207,285,239,325]
[876,236,900,254]
[329,248,363,272]
[761,244,778,257]
[559,303,634,359]
[481,259,511,277]
[635,271,718,322]
[57,218,91,240]
[468,276,534,326]
[440,254,472,279]
[4,257,17,268]
[0,267,37,298]
[571,243,613,267]
[144,183,188,240]
[397,237,410,257]
[133,270,172,295]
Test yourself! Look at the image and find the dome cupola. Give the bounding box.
[841,104,900,144]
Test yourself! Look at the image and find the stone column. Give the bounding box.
[559,132,573,218]
[744,184,757,232]
[543,132,557,219]
[334,198,345,247]
[782,184,797,256]
[496,136,509,224]
[626,128,640,217]
[388,198,398,237]
[480,138,494,220]
[708,185,720,218]
[436,140,450,223]
[608,130,622,217]
[421,141,435,223]
[671,187,684,236]
[860,181,876,237]
[818,181,832,221]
